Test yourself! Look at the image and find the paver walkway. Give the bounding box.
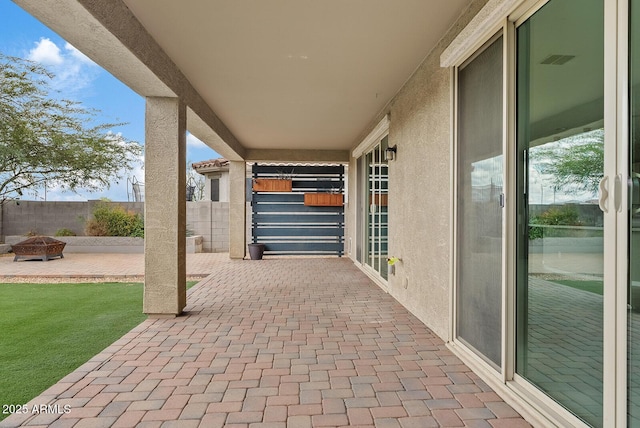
[0,257,530,427]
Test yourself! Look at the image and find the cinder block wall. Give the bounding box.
[2,200,229,252]
[186,201,229,252]
[1,201,118,236]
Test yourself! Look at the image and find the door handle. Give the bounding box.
[598,176,609,213]
[614,174,622,213]
[630,173,640,214]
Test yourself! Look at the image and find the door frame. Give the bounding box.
[451,30,506,372]
[352,116,390,289]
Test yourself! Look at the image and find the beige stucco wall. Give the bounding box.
[347,0,489,341]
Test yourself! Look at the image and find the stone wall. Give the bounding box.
[1,200,228,252]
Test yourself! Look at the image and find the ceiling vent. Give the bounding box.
[540,54,575,65]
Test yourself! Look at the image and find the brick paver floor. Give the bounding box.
[523,277,602,426]
[0,257,531,427]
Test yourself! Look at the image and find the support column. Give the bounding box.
[229,160,246,259]
[144,97,187,316]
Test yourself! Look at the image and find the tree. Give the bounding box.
[0,53,142,204]
[530,129,604,194]
[186,160,206,201]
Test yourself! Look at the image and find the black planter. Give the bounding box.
[248,243,265,260]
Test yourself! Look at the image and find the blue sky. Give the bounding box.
[0,0,220,201]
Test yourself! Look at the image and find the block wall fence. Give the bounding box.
[0,200,229,253]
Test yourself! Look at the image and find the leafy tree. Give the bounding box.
[531,130,604,194]
[0,53,142,204]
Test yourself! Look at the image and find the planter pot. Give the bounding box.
[252,179,292,192]
[248,243,265,260]
[304,193,343,206]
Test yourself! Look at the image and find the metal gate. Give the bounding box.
[251,164,345,256]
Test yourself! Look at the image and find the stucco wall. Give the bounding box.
[347,0,489,341]
[385,61,452,339]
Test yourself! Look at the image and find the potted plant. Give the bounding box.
[252,170,294,192]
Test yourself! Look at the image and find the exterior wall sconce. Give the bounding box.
[385,145,397,161]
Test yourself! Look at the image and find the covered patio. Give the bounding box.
[8,0,604,424]
[0,258,529,427]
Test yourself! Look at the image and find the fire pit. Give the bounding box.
[11,236,66,262]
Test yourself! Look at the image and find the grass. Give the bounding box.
[553,279,603,295]
[0,281,199,420]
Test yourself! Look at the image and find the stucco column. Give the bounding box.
[144,97,187,316]
[229,161,246,259]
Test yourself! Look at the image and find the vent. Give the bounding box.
[540,54,575,65]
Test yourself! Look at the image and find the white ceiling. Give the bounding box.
[120,0,471,152]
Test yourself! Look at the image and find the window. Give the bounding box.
[210,178,220,202]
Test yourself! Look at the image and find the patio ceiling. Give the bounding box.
[14,0,471,160]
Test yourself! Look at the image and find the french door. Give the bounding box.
[363,136,389,281]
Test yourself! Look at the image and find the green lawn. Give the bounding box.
[553,279,603,295]
[0,281,198,420]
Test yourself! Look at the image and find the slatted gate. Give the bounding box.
[251,164,345,256]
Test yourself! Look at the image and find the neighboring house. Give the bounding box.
[14,0,638,426]
[191,158,229,202]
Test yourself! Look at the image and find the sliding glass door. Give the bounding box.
[516,0,604,426]
[629,2,640,424]
[450,0,640,424]
[456,35,504,368]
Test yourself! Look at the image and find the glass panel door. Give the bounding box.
[364,137,389,281]
[456,35,504,368]
[630,2,640,424]
[516,0,604,426]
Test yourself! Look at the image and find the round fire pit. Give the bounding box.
[11,236,66,262]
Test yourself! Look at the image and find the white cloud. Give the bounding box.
[65,42,96,65]
[26,38,99,94]
[187,133,208,149]
[28,38,63,65]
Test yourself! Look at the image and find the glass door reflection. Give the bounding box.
[516,0,604,426]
